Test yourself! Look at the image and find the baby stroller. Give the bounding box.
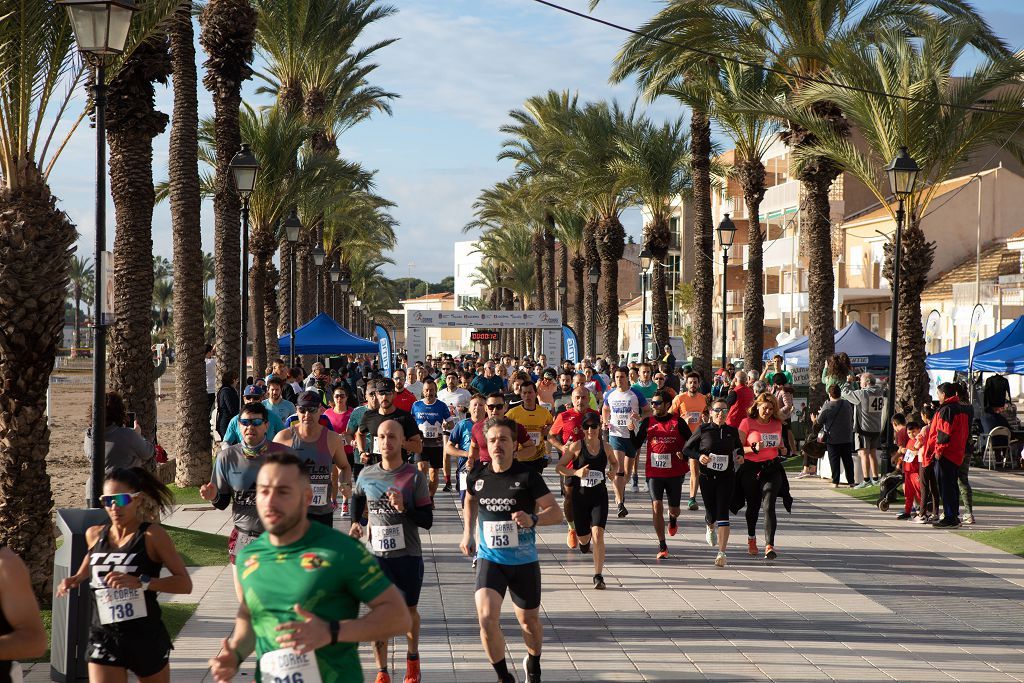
[876,470,904,511]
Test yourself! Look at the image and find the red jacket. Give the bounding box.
[726,385,755,428]
[924,396,971,466]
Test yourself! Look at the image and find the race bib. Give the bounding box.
[760,433,781,448]
[580,470,605,488]
[459,470,468,491]
[419,423,439,439]
[234,530,258,553]
[709,453,729,472]
[614,414,629,428]
[528,432,542,446]
[371,524,406,553]
[686,411,702,424]
[904,450,917,463]
[311,483,329,507]
[651,452,671,469]
[259,648,323,683]
[483,520,519,549]
[95,587,147,625]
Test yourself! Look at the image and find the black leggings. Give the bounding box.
[826,442,855,485]
[699,472,734,527]
[738,461,784,546]
[921,462,940,516]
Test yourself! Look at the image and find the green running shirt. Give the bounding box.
[237,521,392,682]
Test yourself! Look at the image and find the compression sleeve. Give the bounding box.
[350,491,368,524]
[631,417,650,449]
[406,504,433,530]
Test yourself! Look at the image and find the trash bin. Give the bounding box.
[50,507,107,682]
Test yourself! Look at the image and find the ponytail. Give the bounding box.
[105,467,175,514]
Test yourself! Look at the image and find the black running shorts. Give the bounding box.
[88,625,172,678]
[378,555,425,607]
[648,476,684,508]
[475,559,542,610]
[307,510,334,528]
[415,445,444,469]
[571,484,609,538]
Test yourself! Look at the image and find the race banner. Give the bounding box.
[562,325,580,365]
[375,324,393,378]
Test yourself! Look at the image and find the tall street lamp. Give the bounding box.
[330,263,341,319]
[284,210,302,363]
[588,264,600,359]
[557,277,567,316]
[639,247,652,363]
[717,214,737,372]
[354,298,363,337]
[60,0,138,508]
[338,273,351,328]
[312,243,326,315]
[229,144,259,402]
[883,146,920,474]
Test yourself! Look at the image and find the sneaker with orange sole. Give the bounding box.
[764,544,777,561]
[567,528,578,549]
[667,516,678,537]
[375,672,391,683]
[404,658,421,683]
[747,538,758,556]
[656,543,669,559]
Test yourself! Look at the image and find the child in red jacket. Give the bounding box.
[897,420,923,520]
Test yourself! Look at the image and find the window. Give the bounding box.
[870,313,880,334]
[848,311,861,325]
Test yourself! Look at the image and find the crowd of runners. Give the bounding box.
[0,350,976,683]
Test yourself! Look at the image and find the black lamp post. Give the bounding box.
[338,273,351,329]
[284,210,302,363]
[330,263,341,319]
[229,144,259,405]
[354,298,363,337]
[312,243,326,315]
[557,277,567,315]
[588,263,600,359]
[59,0,138,508]
[639,247,652,363]
[716,214,737,372]
[882,146,920,473]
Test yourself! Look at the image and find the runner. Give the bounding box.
[438,370,472,491]
[200,402,292,563]
[536,369,557,409]
[548,387,600,549]
[737,393,790,560]
[468,393,534,469]
[346,389,379,487]
[670,372,709,511]
[603,367,651,517]
[351,420,433,683]
[411,378,451,501]
[57,467,193,682]
[263,377,296,423]
[446,394,488,509]
[555,411,612,588]
[460,417,562,683]
[325,385,355,511]
[471,362,505,396]
[356,379,423,466]
[506,381,553,475]
[684,398,744,567]
[630,390,692,559]
[631,362,657,402]
[273,390,353,528]
[0,547,46,682]
[223,384,285,445]
[208,452,411,683]
[550,370,575,413]
[392,369,417,412]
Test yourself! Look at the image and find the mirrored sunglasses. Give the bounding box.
[239,418,265,427]
[101,492,141,508]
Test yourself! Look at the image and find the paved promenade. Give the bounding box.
[29,469,1024,682]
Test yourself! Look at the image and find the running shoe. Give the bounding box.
[631,480,639,493]
[442,482,452,493]
[523,655,540,683]
[567,528,578,549]
[656,546,669,560]
[705,525,716,547]
[747,538,758,556]
[714,551,727,568]
[375,672,391,683]
[963,513,976,525]
[341,501,349,515]
[896,512,912,520]
[687,497,698,511]
[593,574,606,590]
[854,481,870,489]
[914,514,930,524]
[795,471,810,479]
[617,502,628,518]
[668,516,678,537]
[404,659,421,683]
[764,544,777,561]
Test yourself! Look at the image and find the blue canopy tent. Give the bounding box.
[278,313,378,355]
[784,321,890,369]
[762,334,808,361]
[925,316,1024,372]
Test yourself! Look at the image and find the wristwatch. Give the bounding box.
[139,574,151,592]
[529,513,539,528]
[329,620,340,645]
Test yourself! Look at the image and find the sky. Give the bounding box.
[50,0,1024,284]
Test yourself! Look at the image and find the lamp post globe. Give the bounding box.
[284,210,302,362]
[229,143,259,198]
[59,0,138,58]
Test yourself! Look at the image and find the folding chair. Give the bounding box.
[981,426,1012,470]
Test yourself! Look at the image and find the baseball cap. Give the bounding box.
[543,369,556,379]
[372,378,396,393]
[296,390,322,409]
[243,384,265,397]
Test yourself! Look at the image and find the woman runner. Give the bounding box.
[737,394,789,561]
[555,411,612,589]
[684,399,744,567]
[57,467,193,682]
[325,385,354,512]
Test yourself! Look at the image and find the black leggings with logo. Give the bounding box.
[738,460,784,546]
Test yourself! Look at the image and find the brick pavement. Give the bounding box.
[26,470,1024,682]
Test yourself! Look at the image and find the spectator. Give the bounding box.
[812,384,855,487]
[923,382,971,528]
[216,370,240,439]
[822,353,852,394]
[660,344,676,373]
[725,371,755,429]
[84,391,154,496]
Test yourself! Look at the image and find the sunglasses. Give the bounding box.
[333,393,346,399]
[710,407,728,413]
[485,404,504,410]
[239,418,265,427]
[650,400,664,406]
[582,423,601,430]
[101,492,141,508]
[372,390,394,396]
[297,406,318,414]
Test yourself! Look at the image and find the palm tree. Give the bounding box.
[199,0,258,386]
[614,115,691,353]
[153,278,174,330]
[552,207,587,339]
[784,21,1024,409]
[69,255,94,355]
[202,251,215,298]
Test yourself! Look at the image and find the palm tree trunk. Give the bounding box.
[571,251,584,340]
[645,214,672,353]
[740,159,767,374]
[264,261,280,362]
[106,37,171,444]
[199,0,257,385]
[532,230,545,318]
[278,238,291,338]
[74,292,82,351]
[583,219,600,359]
[0,164,74,602]
[169,1,212,487]
[888,218,935,411]
[690,109,713,378]
[544,214,556,311]
[559,242,569,315]
[596,215,625,362]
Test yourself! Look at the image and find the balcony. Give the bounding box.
[743,236,797,270]
[759,180,800,219]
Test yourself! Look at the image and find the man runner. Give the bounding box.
[670,372,709,510]
[446,394,487,505]
[505,381,553,475]
[351,421,433,683]
[469,393,534,469]
[410,378,451,500]
[392,369,417,413]
[223,385,286,445]
[0,547,46,681]
[438,370,472,491]
[356,379,422,465]
[603,367,651,517]
[631,390,693,559]
[208,452,411,683]
[461,417,563,683]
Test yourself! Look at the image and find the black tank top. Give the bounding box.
[88,523,164,632]
[0,548,14,683]
[572,439,608,487]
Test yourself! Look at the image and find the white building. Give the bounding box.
[453,240,486,348]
